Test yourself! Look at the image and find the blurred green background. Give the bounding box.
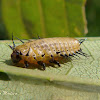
[0,0,99,40]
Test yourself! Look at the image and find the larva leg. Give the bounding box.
[24,61,29,68]
[76,52,86,57]
[37,61,46,70]
[76,51,88,57]
[73,53,80,58]
[33,56,46,70]
[49,55,61,67]
[49,59,60,67]
[69,54,78,59]
[59,53,75,61]
[53,60,60,67]
[78,49,88,57]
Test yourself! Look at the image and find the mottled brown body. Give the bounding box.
[10,37,86,70]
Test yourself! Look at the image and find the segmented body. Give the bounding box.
[10,37,86,70]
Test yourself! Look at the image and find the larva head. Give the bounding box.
[9,43,30,64]
[11,50,22,63]
[8,34,22,64]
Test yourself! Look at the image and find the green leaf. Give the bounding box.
[1,0,87,39]
[1,0,29,39]
[0,37,100,99]
[86,0,100,36]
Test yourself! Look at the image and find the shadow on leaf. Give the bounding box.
[0,72,11,81]
[4,59,13,66]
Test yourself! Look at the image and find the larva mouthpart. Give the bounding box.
[9,37,87,70]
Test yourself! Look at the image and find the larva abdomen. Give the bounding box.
[9,37,86,70]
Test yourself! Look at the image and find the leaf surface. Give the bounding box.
[0,37,100,100]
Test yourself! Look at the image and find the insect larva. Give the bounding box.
[8,35,87,70]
